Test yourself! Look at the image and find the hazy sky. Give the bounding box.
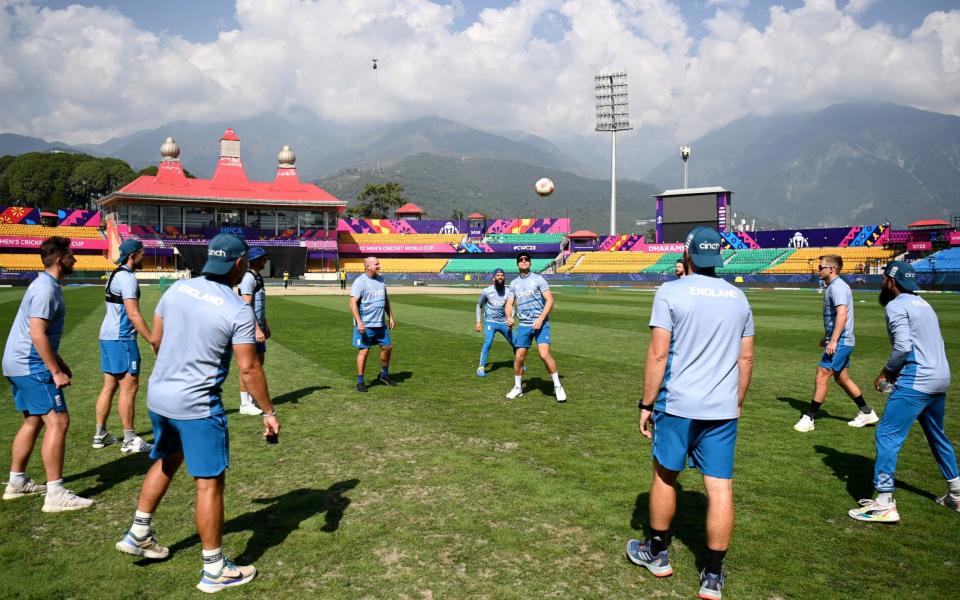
[2,0,958,144]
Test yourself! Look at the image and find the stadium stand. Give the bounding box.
[73,255,118,271]
[338,233,464,245]
[912,248,960,273]
[763,247,897,274]
[717,249,794,274]
[0,224,103,239]
[339,258,449,273]
[444,258,552,274]
[559,252,662,274]
[642,253,685,274]
[484,233,566,244]
[0,254,43,271]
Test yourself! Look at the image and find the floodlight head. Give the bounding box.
[680,146,691,161]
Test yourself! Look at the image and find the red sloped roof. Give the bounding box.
[113,170,344,205]
[468,212,485,219]
[568,230,598,238]
[221,128,240,141]
[396,202,424,214]
[907,219,950,228]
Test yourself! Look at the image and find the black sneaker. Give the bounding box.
[356,382,368,393]
[377,373,397,387]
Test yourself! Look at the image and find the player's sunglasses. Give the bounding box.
[517,257,531,262]
[817,264,833,270]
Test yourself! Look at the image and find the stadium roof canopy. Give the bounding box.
[98,129,346,211]
[907,219,950,228]
[468,212,486,219]
[396,202,425,215]
[568,230,598,238]
[657,186,730,197]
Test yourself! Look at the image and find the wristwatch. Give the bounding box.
[262,410,277,417]
[637,401,655,411]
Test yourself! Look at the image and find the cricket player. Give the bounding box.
[504,252,565,402]
[794,254,876,432]
[475,268,513,377]
[237,246,270,415]
[848,261,959,523]
[627,227,754,600]
[114,234,280,593]
[349,257,396,392]
[93,238,154,453]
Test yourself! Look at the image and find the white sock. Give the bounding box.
[47,479,64,495]
[239,392,251,405]
[123,429,136,443]
[876,492,893,506]
[514,375,522,388]
[947,477,960,496]
[202,547,225,576]
[131,510,152,538]
[551,372,561,387]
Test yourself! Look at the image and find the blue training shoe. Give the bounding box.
[626,539,673,577]
[698,569,724,600]
[476,366,486,377]
[196,558,257,593]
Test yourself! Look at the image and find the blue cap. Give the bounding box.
[493,268,506,277]
[202,234,248,276]
[684,226,724,269]
[116,238,144,265]
[248,247,267,261]
[883,260,920,292]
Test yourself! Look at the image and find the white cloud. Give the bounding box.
[0,0,957,147]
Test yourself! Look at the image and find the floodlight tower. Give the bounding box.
[680,145,691,189]
[595,71,632,235]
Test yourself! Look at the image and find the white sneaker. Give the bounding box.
[3,477,46,500]
[116,530,170,559]
[42,489,94,512]
[848,410,880,428]
[505,386,523,400]
[92,432,117,449]
[476,366,486,377]
[238,403,263,416]
[848,498,900,523]
[120,436,153,454]
[793,415,815,432]
[555,385,567,403]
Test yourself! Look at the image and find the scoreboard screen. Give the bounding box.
[662,195,719,222]
[656,189,732,243]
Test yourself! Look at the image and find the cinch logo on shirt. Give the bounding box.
[689,287,738,299]
[176,283,224,306]
[366,289,385,298]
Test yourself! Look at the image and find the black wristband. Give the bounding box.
[638,401,655,411]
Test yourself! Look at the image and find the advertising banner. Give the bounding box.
[302,240,338,250]
[644,243,686,253]
[908,241,933,251]
[0,237,108,250]
[486,243,561,254]
[338,243,456,254]
[950,231,960,246]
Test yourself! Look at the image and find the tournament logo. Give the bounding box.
[788,231,809,248]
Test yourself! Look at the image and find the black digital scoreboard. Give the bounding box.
[654,187,732,243]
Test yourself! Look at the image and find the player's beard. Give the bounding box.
[495,282,505,293]
[879,286,896,306]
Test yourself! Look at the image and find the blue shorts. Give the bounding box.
[353,326,392,349]
[255,341,267,355]
[819,342,854,371]
[513,321,551,349]
[100,339,141,375]
[149,410,229,478]
[484,322,514,345]
[7,372,67,415]
[652,411,738,479]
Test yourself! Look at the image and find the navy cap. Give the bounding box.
[116,238,144,265]
[883,260,920,292]
[493,268,506,276]
[684,226,724,269]
[516,252,532,263]
[248,247,267,261]
[202,234,248,275]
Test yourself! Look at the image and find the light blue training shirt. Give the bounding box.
[351,273,388,328]
[508,273,549,326]
[2,272,65,377]
[238,270,266,327]
[649,273,755,420]
[99,266,139,340]
[147,277,256,420]
[823,277,855,346]
[476,285,511,324]
[884,293,951,395]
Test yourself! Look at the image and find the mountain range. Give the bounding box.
[1,102,957,229]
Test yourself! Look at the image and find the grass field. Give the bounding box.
[1,284,959,599]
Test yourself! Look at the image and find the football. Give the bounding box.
[534,177,554,197]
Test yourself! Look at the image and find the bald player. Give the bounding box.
[349,257,396,393]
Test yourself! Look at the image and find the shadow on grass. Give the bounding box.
[273,385,331,405]
[630,485,709,572]
[484,359,515,374]
[777,396,848,422]
[65,451,153,498]
[164,479,360,565]
[814,445,936,501]
[525,377,563,399]
[369,371,413,387]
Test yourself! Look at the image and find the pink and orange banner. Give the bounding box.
[0,237,108,250]
[338,243,456,254]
